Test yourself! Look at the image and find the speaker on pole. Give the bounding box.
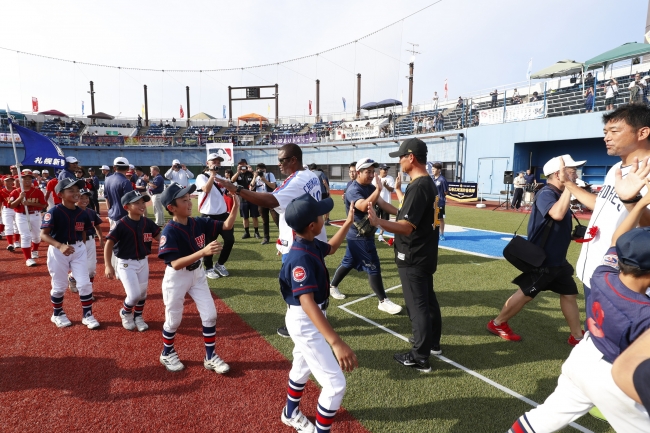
[503,171,514,185]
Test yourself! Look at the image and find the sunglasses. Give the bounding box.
[278,156,294,164]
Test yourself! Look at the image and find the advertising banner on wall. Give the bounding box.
[81,136,125,146]
[333,126,379,140]
[0,133,22,143]
[206,143,234,165]
[271,133,319,145]
[479,100,546,126]
[447,182,478,202]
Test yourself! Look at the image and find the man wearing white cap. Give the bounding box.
[103,157,134,279]
[164,159,194,187]
[58,156,79,180]
[487,154,586,345]
[101,165,112,178]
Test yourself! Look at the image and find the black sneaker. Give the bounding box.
[393,352,432,373]
[277,326,291,338]
[241,232,251,239]
[254,232,261,239]
[407,336,442,355]
[324,219,332,226]
[261,238,270,245]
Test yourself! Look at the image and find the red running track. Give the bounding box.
[0,216,369,433]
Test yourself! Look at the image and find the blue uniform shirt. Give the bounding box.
[41,204,93,244]
[83,208,103,238]
[104,172,134,221]
[587,247,650,363]
[89,175,100,191]
[107,216,161,260]
[527,185,572,267]
[158,217,224,265]
[432,175,449,206]
[149,174,164,195]
[58,168,76,181]
[280,236,331,306]
[345,181,376,239]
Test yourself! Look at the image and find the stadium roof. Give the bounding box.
[0,109,26,120]
[361,99,402,110]
[584,42,650,70]
[189,112,215,120]
[238,113,268,122]
[39,109,68,117]
[87,112,114,120]
[530,60,584,79]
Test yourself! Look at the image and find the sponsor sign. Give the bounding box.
[206,143,234,165]
[333,126,380,140]
[479,100,546,126]
[447,182,478,202]
[80,136,125,146]
[270,132,319,145]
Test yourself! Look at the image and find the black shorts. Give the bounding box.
[438,205,446,219]
[240,200,260,219]
[513,262,578,299]
[377,208,390,221]
[605,97,616,105]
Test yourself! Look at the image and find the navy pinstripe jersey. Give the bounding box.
[107,216,160,260]
[158,217,224,265]
[280,236,331,306]
[41,204,93,244]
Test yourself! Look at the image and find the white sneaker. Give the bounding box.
[31,251,39,259]
[81,314,100,329]
[26,258,37,267]
[160,351,185,372]
[13,242,20,249]
[134,315,149,332]
[213,263,229,277]
[205,269,220,280]
[378,298,402,315]
[68,275,78,293]
[51,313,72,328]
[120,310,136,331]
[281,408,315,433]
[204,353,230,374]
[330,286,346,300]
[378,234,385,242]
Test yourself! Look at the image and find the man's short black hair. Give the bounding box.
[349,162,357,168]
[280,143,303,164]
[602,104,650,133]
[257,163,266,169]
[433,162,443,170]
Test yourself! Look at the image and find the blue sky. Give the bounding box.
[0,0,646,120]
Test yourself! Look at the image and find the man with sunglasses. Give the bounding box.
[219,143,327,338]
[58,156,80,181]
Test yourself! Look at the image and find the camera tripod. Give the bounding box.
[493,185,512,211]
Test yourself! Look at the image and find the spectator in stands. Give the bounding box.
[604,78,619,111]
[164,159,194,187]
[512,89,522,105]
[412,117,418,135]
[171,117,176,126]
[388,110,394,125]
[252,163,278,245]
[629,73,646,104]
[470,101,479,116]
[232,159,260,239]
[584,72,595,88]
[456,96,463,109]
[29,119,36,131]
[433,91,439,110]
[418,117,424,134]
[137,115,142,127]
[490,89,498,108]
[584,87,595,113]
[529,91,540,102]
[436,112,444,131]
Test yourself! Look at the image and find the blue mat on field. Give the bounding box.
[329,222,513,259]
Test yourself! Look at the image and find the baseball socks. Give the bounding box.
[21,245,32,260]
[284,379,306,419]
[5,234,14,250]
[51,295,64,316]
[162,330,176,356]
[315,404,337,432]
[203,325,216,360]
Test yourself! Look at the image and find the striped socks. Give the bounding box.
[51,295,64,316]
[285,379,306,419]
[80,294,93,317]
[203,325,216,360]
[122,301,134,316]
[134,300,146,318]
[162,330,176,355]
[315,403,337,432]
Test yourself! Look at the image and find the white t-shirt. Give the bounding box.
[576,162,649,285]
[164,168,194,187]
[254,172,277,193]
[372,175,395,203]
[195,172,227,215]
[273,169,327,254]
[605,84,619,98]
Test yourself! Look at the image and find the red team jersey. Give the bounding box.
[0,187,14,209]
[46,178,62,205]
[9,187,46,214]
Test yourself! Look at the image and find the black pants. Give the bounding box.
[398,266,442,362]
[90,192,100,213]
[258,206,279,239]
[201,212,234,268]
[512,187,524,209]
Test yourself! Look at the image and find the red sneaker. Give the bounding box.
[487,320,521,341]
[568,330,585,347]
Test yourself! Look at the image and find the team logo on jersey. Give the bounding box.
[75,222,85,231]
[160,235,167,246]
[123,264,128,268]
[195,234,205,248]
[144,233,152,242]
[292,266,307,282]
[602,254,619,269]
[43,213,52,222]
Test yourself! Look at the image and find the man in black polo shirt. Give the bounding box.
[369,138,441,373]
[487,155,585,346]
[231,159,260,239]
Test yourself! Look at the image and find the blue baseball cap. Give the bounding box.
[616,227,650,271]
[285,193,334,233]
[121,190,151,206]
[160,182,196,208]
[55,178,85,193]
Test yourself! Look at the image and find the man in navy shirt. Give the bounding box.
[488,155,585,345]
[87,167,100,213]
[524,168,536,186]
[430,162,449,240]
[342,161,357,210]
[147,165,165,226]
[58,156,79,180]
[104,157,134,224]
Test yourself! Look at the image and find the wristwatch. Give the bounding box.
[236,185,244,195]
[620,195,642,204]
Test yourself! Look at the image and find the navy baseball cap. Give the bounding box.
[285,193,334,233]
[121,190,151,206]
[160,182,196,208]
[55,178,85,193]
[388,137,428,159]
[79,188,93,196]
[616,227,650,271]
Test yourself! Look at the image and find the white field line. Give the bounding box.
[337,287,593,433]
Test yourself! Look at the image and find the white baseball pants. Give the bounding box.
[1,207,17,235]
[285,304,346,412]
[517,333,650,433]
[151,194,165,226]
[15,212,42,248]
[47,242,92,298]
[117,257,149,306]
[161,266,217,333]
[86,238,97,278]
[108,218,120,280]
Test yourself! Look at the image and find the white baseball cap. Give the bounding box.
[172,159,181,165]
[129,164,135,170]
[32,170,41,174]
[207,153,224,162]
[42,169,49,174]
[65,156,78,163]
[114,157,130,167]
[101,165,110,170]
[356,158,379,171]
[543,154,586,176]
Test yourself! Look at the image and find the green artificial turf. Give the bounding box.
[201,200,614,433]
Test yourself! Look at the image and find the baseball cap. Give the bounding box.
[542,154,586,176]
[21,169,34,178]
[285,193,334,233]
[237,159,248,165]
[87,167,95,172]
[55,178,85,193]
[32,170,41,174]
[42,169,49,174]
[378,164,389,170]
[79,188,93,196]
[172,159,181,165]
[3,176,14,182]
[616,227,650,271]
[160,182,197,208]
[207,153,224,162]
[10,165,16,169]
[128,164,135,170]
[121,190,151,206]
[388,137,428,159]
[101,165,110,170]
[114,157,129,167]
[356,158,379,171]
[65,156,78,164]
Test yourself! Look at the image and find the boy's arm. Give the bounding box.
[612,328,650,405]
[41,227,75,255]
[298,293,358,372]
[169,240,222,270]
[327,204,355,254]
[104,239,116,279]
[221,195,239,231]
[611,179,650,247]
[95,225,104,247]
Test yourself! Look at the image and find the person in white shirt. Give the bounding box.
[219,143,327,338]
[432,92,439,110]
[372,164,395,242]
[512,172,526,210]
[194,153,234,280]
[628,74,646,104]
[164,159,194,187]
[604,78,619,111]
[252,163,278,245]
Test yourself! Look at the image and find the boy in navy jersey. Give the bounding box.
[68,189,103,293]
[157,183,238,373]
[40,178,99,329]
[509,178,650,433]
[104,191,160,332]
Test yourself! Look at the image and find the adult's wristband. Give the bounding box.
[620,195,642,204]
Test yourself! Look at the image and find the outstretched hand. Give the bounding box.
[367,201,379,226]
[374,173,383,193]
[615,156,650,201]
[202,240,222,257]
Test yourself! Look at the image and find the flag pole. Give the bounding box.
[6,106,33,232]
